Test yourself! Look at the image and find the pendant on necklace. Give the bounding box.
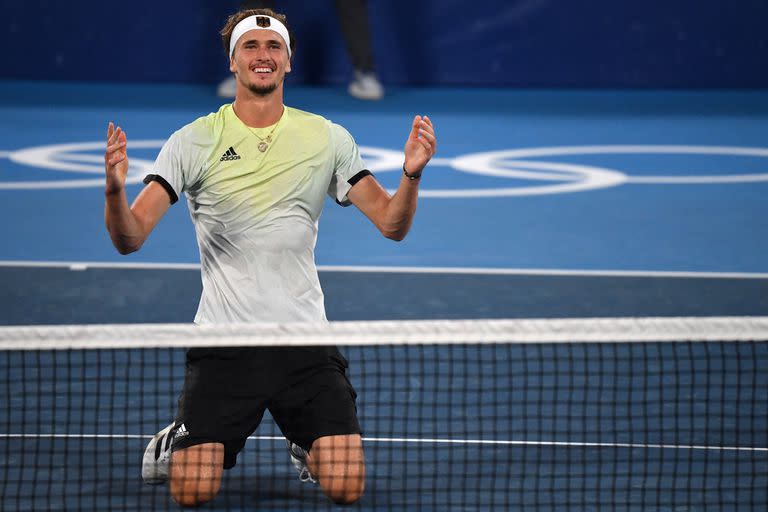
[257,135,272,153]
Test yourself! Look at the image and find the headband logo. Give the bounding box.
[256,16,271,28]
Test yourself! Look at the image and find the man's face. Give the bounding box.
[230,30,292,97]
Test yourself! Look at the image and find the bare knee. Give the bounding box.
[308,434,366,505]
[169,443,224,507]
[323,472,365,505]
[170,480,221,507]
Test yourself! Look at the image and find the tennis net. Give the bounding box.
[1,317,767,511]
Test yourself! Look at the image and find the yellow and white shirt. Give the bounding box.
[145,104,368,324]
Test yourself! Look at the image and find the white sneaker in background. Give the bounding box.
[348,70,384,101]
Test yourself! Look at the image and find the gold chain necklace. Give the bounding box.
[249,123,279,153]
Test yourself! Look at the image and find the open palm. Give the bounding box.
[404,115,437,175]
[104,122,129,194]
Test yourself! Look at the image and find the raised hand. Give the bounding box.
[104,122,129,195]
[403,115,437,177]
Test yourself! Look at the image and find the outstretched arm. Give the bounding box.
[347,115,436,241]
[104,122,171,254]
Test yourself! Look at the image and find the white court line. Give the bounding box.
[0,151,9,158]
[0,260,202,271]
[1,433,764,452]
[627,175,768,184]
[319,266,768,280]
[0,260,767,279]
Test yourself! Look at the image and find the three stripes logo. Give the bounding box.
[173,423,190,441]
[220,146,241,161]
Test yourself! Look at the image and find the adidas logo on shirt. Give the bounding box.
[220,146,241,161]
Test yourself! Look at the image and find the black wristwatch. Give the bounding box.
[403,164,422,181]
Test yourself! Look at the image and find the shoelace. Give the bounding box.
[298,467,316,483]
[289,442,317,483]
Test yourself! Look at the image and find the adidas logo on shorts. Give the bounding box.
[173,423,190,440]
[220,146,241,161]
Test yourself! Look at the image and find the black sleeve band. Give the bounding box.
[335,170,375,206]
[347,169,373,187]
[143,174,179,205]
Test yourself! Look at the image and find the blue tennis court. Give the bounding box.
[4,0,768,507]
[1,80,766,510]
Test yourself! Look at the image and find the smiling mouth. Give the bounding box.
[252,66,274,74]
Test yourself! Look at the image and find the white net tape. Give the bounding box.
[0,316,767,350]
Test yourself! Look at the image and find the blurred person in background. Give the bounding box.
[217,0,384,100]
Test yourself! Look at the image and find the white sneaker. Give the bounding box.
[141,422,176,484]
[217,76,237,98]
[348,71,384,101]
[286,440,316,483]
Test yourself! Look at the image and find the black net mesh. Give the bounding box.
[1,319,767,510]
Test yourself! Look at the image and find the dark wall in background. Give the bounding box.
[1,0,766,87]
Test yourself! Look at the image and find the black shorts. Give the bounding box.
[170,346,361,469]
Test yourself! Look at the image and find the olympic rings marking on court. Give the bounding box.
[1,140,160,190]
[1,142,768,196]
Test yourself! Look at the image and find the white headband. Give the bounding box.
[229,15,292,59]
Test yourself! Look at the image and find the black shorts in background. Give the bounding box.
[171,345,361,469]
